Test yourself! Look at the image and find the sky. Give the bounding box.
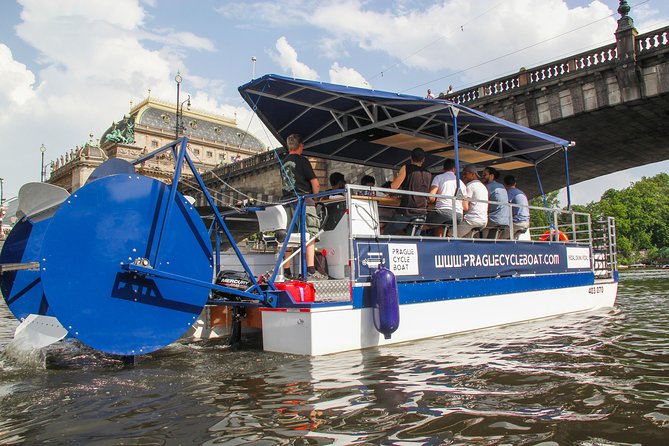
[0,0,668,203]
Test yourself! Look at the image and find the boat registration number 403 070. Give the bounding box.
[588,285,604,294]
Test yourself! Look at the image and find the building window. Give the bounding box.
[206,151,213,158]
[193,148,200,155]
[151,140,159,147]
[219,153,226,160]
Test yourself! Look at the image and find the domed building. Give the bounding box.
[48,136,109,192]
[48,96,267,192]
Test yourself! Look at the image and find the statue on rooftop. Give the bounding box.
[104,115,136,144]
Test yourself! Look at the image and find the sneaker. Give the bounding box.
[307,270,329,281]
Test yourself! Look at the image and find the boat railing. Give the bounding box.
[344,184,595,244]
[591,216,618,278]
[265,185,618,281]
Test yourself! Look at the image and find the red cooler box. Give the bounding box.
[275,280,315,302]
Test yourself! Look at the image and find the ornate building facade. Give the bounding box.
[48,97,267,192]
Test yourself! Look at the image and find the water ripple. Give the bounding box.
[0,270,667,444]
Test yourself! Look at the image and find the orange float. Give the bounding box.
[539,229,569,242]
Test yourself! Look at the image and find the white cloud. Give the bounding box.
[142,29,216,52]
[270,36,319,80]
[318,37,348,60]
[0,0,220,197]
[0,44,36,106]
[328,62,369,88]
[305,0,619,87]
[222,0,628,91]
[215,0,309,26]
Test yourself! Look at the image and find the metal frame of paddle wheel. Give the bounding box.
[123,136,286,307]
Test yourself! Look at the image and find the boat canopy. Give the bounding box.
[238,74,570,171]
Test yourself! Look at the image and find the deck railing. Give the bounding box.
[345,184,590,238]
[338,185,617,276]
[244,185,618,278]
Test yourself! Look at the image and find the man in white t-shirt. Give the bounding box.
[458,164,488,237]
[427,158,466,237]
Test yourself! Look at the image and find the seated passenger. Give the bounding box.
[327,172,346,198]
[427,158,465,237]
[359,175,376,196]
[502,175,530,239]
[481,167,510,239]
[384,148,432,235]
[458,164,488,237]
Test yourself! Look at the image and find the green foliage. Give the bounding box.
[531,173,669,264]
[529,190,560,230]
[587,173,669,263]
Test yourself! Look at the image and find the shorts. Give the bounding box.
[426,208,463,226]
[285,204,320,237]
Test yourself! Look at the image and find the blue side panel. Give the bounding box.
[351,272,595,308]
[354,238,592,283]
[0,216,54,320]
[40,175,213,356]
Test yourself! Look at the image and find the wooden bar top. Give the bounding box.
[351,194,401,206]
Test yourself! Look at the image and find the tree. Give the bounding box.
[587,173,669,263]
[529,190,560,230]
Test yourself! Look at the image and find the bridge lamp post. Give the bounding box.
[251,56,257,79]
[178,94,191,136]
[40,144,46,182]
[174,72,192,138]
[0,177,4,206]
[175,72,182,139]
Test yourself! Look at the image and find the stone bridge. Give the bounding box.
[189,6,669,205]
[442,9,669,199]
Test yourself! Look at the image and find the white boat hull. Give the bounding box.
[260,279,617,355]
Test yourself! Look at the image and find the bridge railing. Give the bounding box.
[637,26,669,53]
[445,24,669,105]
[201,148,283,182]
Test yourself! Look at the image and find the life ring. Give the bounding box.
[539,229,569,242]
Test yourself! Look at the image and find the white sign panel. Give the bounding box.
[388,243,419,276]
[566,246,591,269]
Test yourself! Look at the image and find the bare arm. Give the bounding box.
[390,166,406,190]
[310,177,320,195]
[428,185,438,204]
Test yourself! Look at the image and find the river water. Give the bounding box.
[1,270,667,445]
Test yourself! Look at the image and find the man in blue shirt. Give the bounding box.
[503,175,530,239]
[481,167,510,239]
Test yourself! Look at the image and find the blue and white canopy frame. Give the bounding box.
[238,74,575,206]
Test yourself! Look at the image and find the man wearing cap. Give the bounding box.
[459,164,489,237]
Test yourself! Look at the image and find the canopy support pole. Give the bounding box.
[452,108,461,193]
[534,164,554,230]
[563,145,572,210]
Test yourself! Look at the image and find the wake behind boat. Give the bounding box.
[0,74,617,358]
